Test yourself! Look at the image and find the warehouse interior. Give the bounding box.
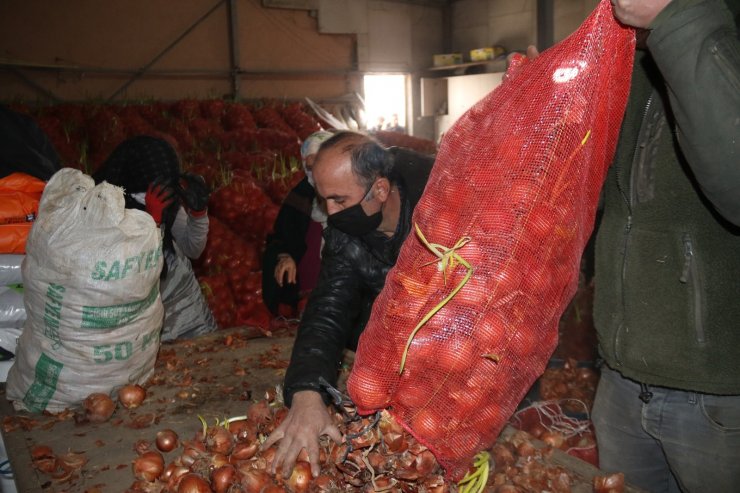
[3,0,727,491]
[1,0,599,140]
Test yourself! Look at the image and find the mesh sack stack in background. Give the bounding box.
[348,0,635,479]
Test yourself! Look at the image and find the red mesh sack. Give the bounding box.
[347,0,634,480]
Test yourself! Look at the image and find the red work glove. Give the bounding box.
[145,181,175,225]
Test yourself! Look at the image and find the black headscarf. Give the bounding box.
[94,136,180,197]
[94,136,182,278]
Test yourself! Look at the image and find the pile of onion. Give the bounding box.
[125,391,451,492]
[539,358,599,412]
[489,430,576,492]
[509,401,598,466]
[125,390,617,492]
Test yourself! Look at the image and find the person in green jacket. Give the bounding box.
[591,1,740,491]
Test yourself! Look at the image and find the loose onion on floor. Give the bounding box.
[156,429,179,453]
[83,393,116,423]
[118,384,147,409]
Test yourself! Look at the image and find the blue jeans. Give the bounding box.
[592,366,740,492]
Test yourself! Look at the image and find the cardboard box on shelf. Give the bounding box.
[432,53,463,67]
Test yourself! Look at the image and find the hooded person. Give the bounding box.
[93,135,217,341]
[261,130,333,316]
[300,130,333,224]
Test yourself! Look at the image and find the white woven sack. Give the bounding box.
[0,254,23,285]
[6,168,164,413]
[0,285,25,330]
[160,244,216,341]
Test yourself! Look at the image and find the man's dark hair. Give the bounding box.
[318,131,394,188]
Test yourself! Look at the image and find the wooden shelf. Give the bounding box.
[426,58,508,76]
[427,61,490,71]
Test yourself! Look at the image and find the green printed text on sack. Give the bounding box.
[91,246,162,281]
[43,283,65,350]
[81,283,159,329]
[93,326,161,364]
[22,353,63,413]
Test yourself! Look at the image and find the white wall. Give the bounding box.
[317,0,444,137]
[319,0,444,72]
[450,0,599,55]
[435,71,505,141]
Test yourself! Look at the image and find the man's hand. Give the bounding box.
[275,254,298,287]
[145,180,176,225]
[262,391,342,478]
[611,0,672,28]
[505,45,540,67]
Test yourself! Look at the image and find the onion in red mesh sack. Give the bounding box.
[348,0,634,480]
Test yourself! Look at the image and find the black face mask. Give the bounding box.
[327,184,383,236]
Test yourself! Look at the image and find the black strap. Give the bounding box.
[639,383,654,403]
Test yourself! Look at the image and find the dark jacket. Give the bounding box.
[283,147,435,405]
[262,177,315,314]
[594,0,740,394]
[0,106,61,180]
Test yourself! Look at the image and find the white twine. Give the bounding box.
[514,399,591,439]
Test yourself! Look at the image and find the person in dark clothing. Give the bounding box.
[262,131,332,316]
[94,136,217,341]
[588,1,740,491]
[0,105,61,180]
[262,131,435,478]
